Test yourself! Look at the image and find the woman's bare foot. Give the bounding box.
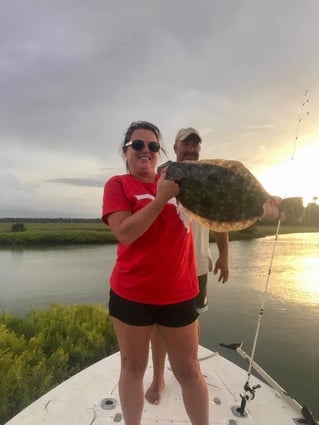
[145,378,165,405]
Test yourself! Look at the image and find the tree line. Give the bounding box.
[1,200,319,227]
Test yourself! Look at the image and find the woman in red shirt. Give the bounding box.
[102,121,208,425]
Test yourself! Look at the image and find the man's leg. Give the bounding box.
[145,325,166,404]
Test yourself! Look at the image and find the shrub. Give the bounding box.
[11,223,25,232]
[0,304,118,423]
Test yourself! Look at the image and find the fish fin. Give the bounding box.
[185,208,258,232]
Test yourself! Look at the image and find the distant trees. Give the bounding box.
[0,217,101,223]
[303,198,319,225]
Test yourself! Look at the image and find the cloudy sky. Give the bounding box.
[1,0,318,218]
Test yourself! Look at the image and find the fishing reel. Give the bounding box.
[236,381,261,416]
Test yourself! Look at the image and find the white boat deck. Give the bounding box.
[5,345,306,424]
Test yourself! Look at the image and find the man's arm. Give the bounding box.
[213,232,229,283]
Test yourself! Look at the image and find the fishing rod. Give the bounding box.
[221,91,312,418]
[246,89,310,379]
[220,342,319,424]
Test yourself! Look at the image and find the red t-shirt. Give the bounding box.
[102,174,198,305]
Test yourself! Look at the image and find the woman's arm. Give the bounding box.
[108,173,179,245]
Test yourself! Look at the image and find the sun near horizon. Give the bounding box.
[256,141,319,206]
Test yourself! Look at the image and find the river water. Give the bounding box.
[0,233,318,415]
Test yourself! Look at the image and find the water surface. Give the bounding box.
[0,233,318,414]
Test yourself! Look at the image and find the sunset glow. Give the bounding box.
[299,257,319,299]
[257,141,319,205]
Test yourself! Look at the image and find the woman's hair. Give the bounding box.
[121,121,167,171]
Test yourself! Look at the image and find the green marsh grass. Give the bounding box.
[0,221,318,247]
[0,221,117,247]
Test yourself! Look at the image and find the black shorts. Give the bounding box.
[109,290,199,327]
[195,274,208,313]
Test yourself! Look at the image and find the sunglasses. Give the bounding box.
[125,139,161,153]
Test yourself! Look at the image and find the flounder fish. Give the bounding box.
[158,159,304,232]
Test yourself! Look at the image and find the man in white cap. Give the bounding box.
[145,128,229,405]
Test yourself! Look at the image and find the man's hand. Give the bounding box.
[262,197,285,220]
[214,257,229,283]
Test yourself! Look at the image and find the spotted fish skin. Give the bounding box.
[162,159,271,232]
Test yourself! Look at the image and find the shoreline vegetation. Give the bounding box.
[0,304,118,424]
[0,219,318,247]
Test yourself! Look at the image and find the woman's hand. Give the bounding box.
[156,168,180,203]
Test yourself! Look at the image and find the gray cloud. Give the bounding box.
[1,0,318,217]
[46,177,105,188]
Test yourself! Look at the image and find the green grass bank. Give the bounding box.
[0,220,318,247]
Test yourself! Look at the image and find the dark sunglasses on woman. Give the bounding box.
[125,139,161,153]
